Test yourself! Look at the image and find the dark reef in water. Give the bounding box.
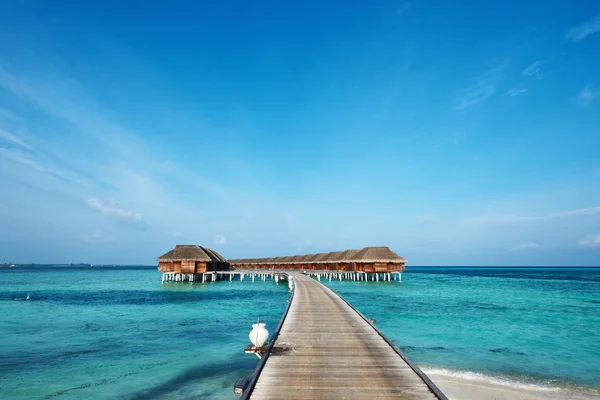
[401,345,447,351]
[489,348,526,355]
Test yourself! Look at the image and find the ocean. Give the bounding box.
[1,266,599,399]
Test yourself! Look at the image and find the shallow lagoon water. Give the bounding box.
[322,267,600,391]
[0,267,288,399]
[1,266,599,399]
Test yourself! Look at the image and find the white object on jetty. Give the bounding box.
[249,322,269,348]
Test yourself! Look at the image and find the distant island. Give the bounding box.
[1,263,92,268]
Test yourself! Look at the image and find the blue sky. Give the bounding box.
[0,1,599,266]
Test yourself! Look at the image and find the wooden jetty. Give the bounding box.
[155,244,446,398]
[241,272,447,399]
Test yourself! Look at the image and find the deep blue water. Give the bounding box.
[1,266,599,399]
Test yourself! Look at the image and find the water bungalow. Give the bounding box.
[157,245,406,282]
[228,246,406,274]
[157,245,228,281]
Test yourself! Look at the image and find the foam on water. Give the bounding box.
[421,366,562,392]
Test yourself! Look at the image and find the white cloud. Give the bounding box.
[214,235,226,245]
[566,15,600,42]
[455,66,505,110]
[470,206,600,224]
[87,198,145,228]
[508,88,528,97]
[510,242,541,252]
[578,86,597,105]
[578,234,600,247]
[418,214,436,224]
[522,60,542,77]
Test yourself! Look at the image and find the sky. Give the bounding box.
[0,1,599,266]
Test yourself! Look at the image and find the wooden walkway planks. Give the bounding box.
[248,273,446,400]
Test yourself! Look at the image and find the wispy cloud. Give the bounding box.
[522,60,542,77]
[167,231,187,239]
[578,234,600,247]
[418,214,436,224]
[214,235,226,245]
[578,86,597,105]
[87,198,146,228]
[510,242,541,252]
[508,88,528,97]
[0,116,91,187]
[84,230,114,243]
[0,129,34,151]
[470,206,600,224]
[455,66,505,110]
[566,14,600,42]
[0,65,247,212]
[0,147,88,185]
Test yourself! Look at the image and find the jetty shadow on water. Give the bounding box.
[126,358,255,400]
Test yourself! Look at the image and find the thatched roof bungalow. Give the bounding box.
[227,246,406,272]
[157,245,230,273]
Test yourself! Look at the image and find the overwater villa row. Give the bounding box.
[157,245,406,282]
[229,246,406,273]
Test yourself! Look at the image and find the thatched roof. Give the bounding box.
[222,246,406,265]
[341,249,360,261]
[156,245,232,264]
[296,254,312,262]
[321,251,344,263]
[157,248,176,261]
[353,247,406,263]
[306,253,326,262]
[208,249,227,262]
[157,245,211,262]
[203,248,222,262]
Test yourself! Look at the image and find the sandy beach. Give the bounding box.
[427,369,600,400]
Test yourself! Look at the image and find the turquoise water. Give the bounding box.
[322,268,600,391]
[0,267,289,399]
[1,267,599,399]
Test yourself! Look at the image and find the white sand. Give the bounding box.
[426,370,600,400]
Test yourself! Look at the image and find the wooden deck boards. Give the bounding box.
[248,273,444,399]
